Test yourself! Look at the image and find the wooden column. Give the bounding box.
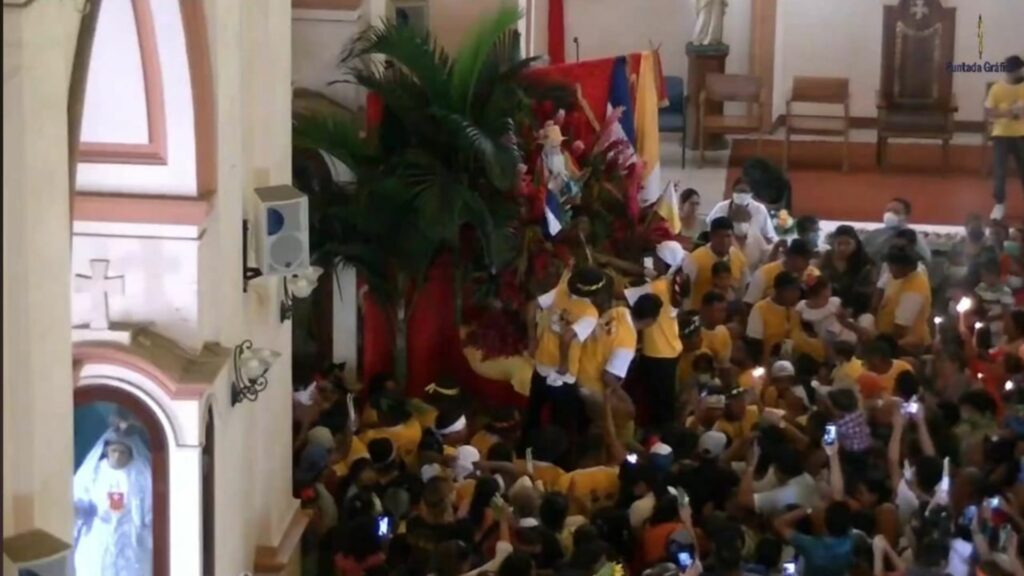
[750,0,778,131]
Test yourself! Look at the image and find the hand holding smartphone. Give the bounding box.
[823,423,838,446]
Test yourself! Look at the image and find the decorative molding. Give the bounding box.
[179,0,216,196]
[293,7,362,21]
[73,330,230,401]
[79,0,168,165]
[73,193,212,226]
[253,507,312,574]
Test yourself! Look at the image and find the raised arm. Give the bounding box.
[825,437,845,502]
[887,405,905,498]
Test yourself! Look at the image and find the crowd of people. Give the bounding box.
[290,179,1024,575]
[279,48,1024,576]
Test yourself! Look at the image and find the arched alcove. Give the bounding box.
[72,383,169,576]
[74,342,212,576]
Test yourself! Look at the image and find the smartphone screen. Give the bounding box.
[824,424,837,446]
[626,452,639,464]
[377,515,390,537]
[782,561,797,575]
[676,550,694,570]
[525,448,534,475]
[961,505,978,526]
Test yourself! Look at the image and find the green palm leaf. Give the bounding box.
[450,5,522,114]
[340,20,453,108]
[293,112,374,174]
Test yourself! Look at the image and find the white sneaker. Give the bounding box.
[991,203,1006,221]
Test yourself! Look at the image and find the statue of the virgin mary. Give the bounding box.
[72,426,153,576]
[692,0,728,45]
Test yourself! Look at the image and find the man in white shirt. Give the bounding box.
[706,178,779,245]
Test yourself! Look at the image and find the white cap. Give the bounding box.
[771,360,796,378]
[420,463,444,483]
[698,430,728,458]
[453,445,481,481]
[655,241,688,275]
[650,442,674,456]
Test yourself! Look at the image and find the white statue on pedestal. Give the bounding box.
[692,0,728,45]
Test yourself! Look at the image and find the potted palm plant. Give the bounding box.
[293,7,541,386]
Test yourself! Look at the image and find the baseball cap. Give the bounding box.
[698,430,728,458]
[771,360,796,378]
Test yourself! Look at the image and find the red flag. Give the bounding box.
[548,0,565,64]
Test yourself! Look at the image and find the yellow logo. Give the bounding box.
[977,14,984,60]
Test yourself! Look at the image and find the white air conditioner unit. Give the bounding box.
[252,185,310,278]
[3,529,72,576]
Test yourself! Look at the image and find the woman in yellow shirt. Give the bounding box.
[625,240,688,430]
[986,55,1024,221]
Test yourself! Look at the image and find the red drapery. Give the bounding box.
[548,0,565,64]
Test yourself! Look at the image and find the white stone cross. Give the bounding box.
[74,260,125,330]
[911,0,929,20]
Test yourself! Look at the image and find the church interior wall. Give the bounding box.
[76,0,199,197]
[291,6,367,112]
[202,0,300,572]
[773,0,1024,123]
[2,0,81,541]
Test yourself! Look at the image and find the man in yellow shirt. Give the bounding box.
[682,217,748,311]
[876,246,932,352]
[861,339,913,399]
[987,55,1024,221]
[713,387,760,444]
[746,271,804,365]
[743,238,819,306]
[698,290,733,371]
[625,241,688,430]
[526,266,605,445]
[577,294,663,397]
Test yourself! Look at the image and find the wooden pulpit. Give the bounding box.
[876,0,958,169]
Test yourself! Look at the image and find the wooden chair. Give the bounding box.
[658,75,687,169]
[875,0,958,171]
[981,81,995,176]
[784,76,850,171]
[699,73,763,167]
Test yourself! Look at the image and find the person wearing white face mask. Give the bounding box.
[862,197,932,265]
[706,178,779,245]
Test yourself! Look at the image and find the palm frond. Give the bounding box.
[340,20,453,107]
[429,109,519,190]
[293,112,374,175]
[450,5,522,114]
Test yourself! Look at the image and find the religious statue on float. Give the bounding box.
[692,0,728,45]
[537,119,586,208]
[73,417,153,576]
